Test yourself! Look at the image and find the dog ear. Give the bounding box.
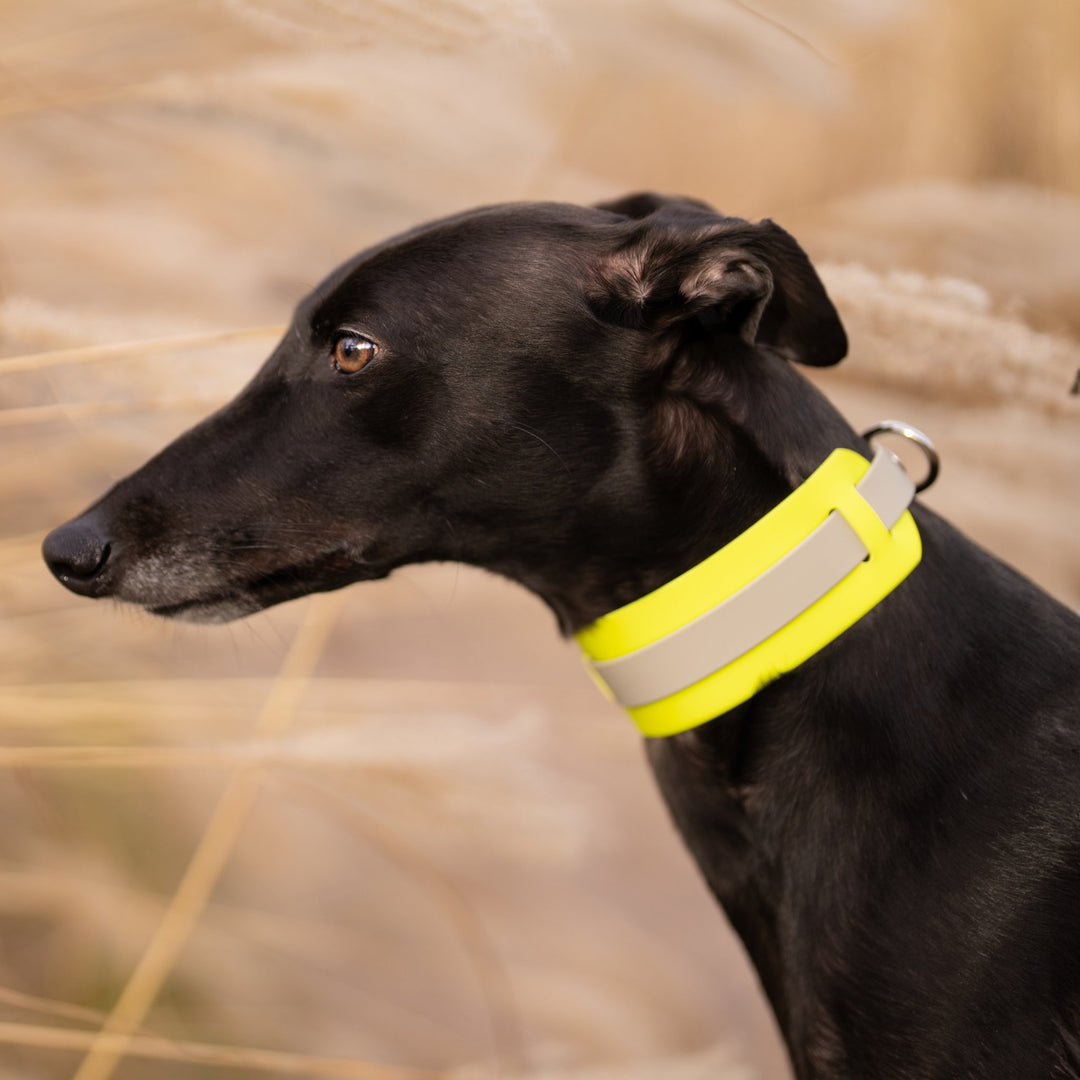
[594,191,718,220]
[588,215,847,368]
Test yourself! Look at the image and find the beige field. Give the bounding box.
[1,2,1078,1078]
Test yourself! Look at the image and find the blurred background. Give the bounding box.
[1,1,1078,1078]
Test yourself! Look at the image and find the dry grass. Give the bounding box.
[0,1021,454,1079]
[0,327,286,377]
[1,2,1078,1079]
[69,593,346,1080]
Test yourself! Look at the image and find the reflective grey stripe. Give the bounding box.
[592,448,915,709]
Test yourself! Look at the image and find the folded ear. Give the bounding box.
[587,213,847,368]
[594,191,718,220]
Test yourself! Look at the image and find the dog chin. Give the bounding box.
[146,595,263,624]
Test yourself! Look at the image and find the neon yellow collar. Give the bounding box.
[576,447,922,738]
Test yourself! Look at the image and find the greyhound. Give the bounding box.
[43,194,1080,1079]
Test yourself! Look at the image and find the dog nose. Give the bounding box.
[42,520,113,595]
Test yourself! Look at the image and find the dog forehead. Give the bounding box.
[301,202,615,330]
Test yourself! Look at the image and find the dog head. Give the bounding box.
[43,194,852,629]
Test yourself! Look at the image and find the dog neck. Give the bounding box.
[641,503,939,1073]
[477,350,1077,1076]
[646,503,1080,1077]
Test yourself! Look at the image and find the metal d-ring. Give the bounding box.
[861,420,940,493]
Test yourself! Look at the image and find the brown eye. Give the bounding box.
[332,333,378,374]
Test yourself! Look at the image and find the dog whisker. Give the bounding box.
[506,421,572,476]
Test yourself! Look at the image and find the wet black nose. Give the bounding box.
[42,520,113,596]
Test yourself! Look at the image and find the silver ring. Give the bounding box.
[861,420,940,493]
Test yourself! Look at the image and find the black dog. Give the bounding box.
[43,195,1080,1079]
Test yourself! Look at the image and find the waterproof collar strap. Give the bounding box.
[576,447,922,738]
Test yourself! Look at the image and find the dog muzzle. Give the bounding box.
[576,423,938,738]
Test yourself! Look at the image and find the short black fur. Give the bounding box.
[43,194,1080,1079]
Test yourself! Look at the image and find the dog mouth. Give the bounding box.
[140,548,377,623]
[46,508,394,622]
[148,593,263,624]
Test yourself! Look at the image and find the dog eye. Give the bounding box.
[332,333,378,374]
